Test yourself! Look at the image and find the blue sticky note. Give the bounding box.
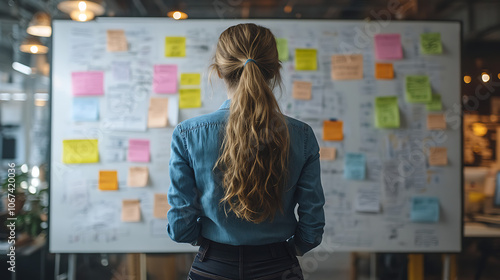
[344,153,366,180]
[73,98,99,121]
[410,196,440,223]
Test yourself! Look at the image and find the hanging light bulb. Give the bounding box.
[27,12,52,37]
[167,10,188,20]
[20,36,48,54]
[57,1,105,22]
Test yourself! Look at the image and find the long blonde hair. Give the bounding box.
[212,24,290,224]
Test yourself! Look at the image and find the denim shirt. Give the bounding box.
[167,99,325,255]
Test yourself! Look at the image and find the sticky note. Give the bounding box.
[127,166,148,187]
[72,98,99,121]
[276,38,289,61]
[420,33,442,55]
[374,34,403,60]
[428,147,447,166]
[295,49,317,71]
[292,81,312,100]
[128,139,150,162]
[153,64,177,94]
[427,114,446,130]
[323,120,343,141]
[375,96,400,128]
[112,61,131,81]
[165,37,186,57]
[319,147,336,160]
[410,196,439,223]
[99,170,118,191]
[355,186,381,213]
[106,29,128,52]
[179,88,202,109]
[426,94,442,111]
[63,139,99,164]
[153,193,170,219]
[344,153,366,180]
[405,75,432,103]
[148,97,168,128]
[180,73,201,86]
[121,199,141,222]
[375,63,394,79]
[72,71,104,96]
[331,54,363,80]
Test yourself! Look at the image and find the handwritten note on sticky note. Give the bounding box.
[148,97,168,128]
[99,170,118,191]
[63,139,99,164]
[122,199,141,222]
[295,49,317,71]
[405,75,432,103]
[355,186,381,213]
[276,38,289,61]
[375,96,400,128]
[106,29,128,52]
[427,114,446,130]
[292,81,312,100]
[344,153,366,180]
[153,64,177,94]
[331,54,363,80]
[375,63,394,79]
[127,166,148,187]
[320,147,336,160]
[72,71,104,96]
[153,193,170,219]
[165,37,186,57]
[410,196,439,223]
[323,120,343,141]
[179,88,202,109]
[180,73,201,86]
[420,33,442,55]
[429,147,447,166]
[374,34,403,60]
[426,94,442,111]
[73,98,99,121]
[128,139,150,162]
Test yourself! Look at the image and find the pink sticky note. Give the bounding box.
[72,71,104,96]
[128,139,150,162]
[153,64,177,94]
[374,34,403,60]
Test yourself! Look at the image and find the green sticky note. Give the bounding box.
[276,38,289,61]
[420,33,442,55]
[375,96,400,128]
[426,94,442,111]
[405,75,432,103]
[295,49,317,71]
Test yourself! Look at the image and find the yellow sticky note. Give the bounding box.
[63,139,99,164]
[179,88,201,109]
[127,166,149,187]
[292,81,312,100]
[153,193,170,219]
[99,170,118,191]
[180,73,201,86]
[276,38,289,61]
[331,54,363,80]
[295,49,317,71]
[320,147,336,160]
[428,147,447,166]
[165,37,186,57]
[323,120,343,141]
[121,199,141,222]
[106,30,128,52]
[375,96,400,128]
[375,63,394,79]
[427,114,446,130]
[148,97,168,128]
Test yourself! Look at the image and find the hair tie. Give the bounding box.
[244,58,257,67]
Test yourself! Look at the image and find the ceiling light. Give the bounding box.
[481,72,490,83]
[463,75,471,84]
[19,37,48,54]
[12,62,32,75]
[167,10,188,20]
[27,12,52,37]
[57,1,105,22]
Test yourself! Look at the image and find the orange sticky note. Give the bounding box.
[323,120,343,141]
[127,166,148,187]
[106,30,128,52]
[375,63,394,79]
[148,97,168,128]
[331,54,363,80]
[292,81,312,100]
[121,199,141,222]
[99,170,118,191]
[153,193,170,219]
[320,147,336,160]
[428,147,447,166]
[427,114,446,130]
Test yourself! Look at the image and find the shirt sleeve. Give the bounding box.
[292,125,325,256]
[167,124,202,244]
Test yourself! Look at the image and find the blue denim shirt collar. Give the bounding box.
[219,99,231,110]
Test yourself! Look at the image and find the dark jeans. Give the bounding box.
[188,238,304,280]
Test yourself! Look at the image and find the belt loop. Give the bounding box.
[198,238,210,262]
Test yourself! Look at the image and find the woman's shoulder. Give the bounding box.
[283,115,313,132]
[176,110,227,133]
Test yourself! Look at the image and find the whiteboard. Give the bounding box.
[50,19,461,253]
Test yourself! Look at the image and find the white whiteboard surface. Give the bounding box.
[50,19,461,253]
